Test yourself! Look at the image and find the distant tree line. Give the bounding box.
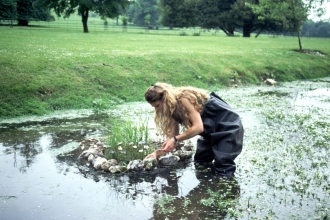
[302,20,330,37]
[0,0,328,39]
[126,0,327,40]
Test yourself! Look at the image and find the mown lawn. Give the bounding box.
[0,25,329,118]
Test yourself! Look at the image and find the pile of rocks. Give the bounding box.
[77,138,194,174]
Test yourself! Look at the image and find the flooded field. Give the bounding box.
[1,78,329,219]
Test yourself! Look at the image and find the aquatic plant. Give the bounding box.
[92,98,108,115]
[183,198,192,208]
[229,80,330,219]
[154,194,176,214]
[200,189,241,218]
[104,119,155,163]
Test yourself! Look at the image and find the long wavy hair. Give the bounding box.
[145,83,209,137]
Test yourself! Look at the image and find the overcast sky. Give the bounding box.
[308,2,330,21]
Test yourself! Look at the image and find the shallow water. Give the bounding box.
[1,78,330,219]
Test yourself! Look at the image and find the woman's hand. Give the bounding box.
[143,149,166,162]
[161,137,176,153]
[143,151,158,162]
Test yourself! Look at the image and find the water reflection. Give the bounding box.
[150,168,240,219]
[2,142,42,173]
[0,102,239,219]
[55,138,241,219]
[88,164,241,219]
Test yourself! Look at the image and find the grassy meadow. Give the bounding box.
[0,18,330,119]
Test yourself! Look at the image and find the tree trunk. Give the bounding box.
[255,29,263,38]
[297,31,302,50]
[17,19,28,26]
[220,27,234,36]
[243,23,252,37]
[81,10,89,33]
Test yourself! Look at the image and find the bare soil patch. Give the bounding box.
[294,49,326,56]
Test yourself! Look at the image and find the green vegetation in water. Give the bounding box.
[0,195,17,200]
[154,194,176,215]
[200,189,242,218]
[104,119,155,163]
[92,98,123,115]
[227,80,330,219]
[0,27,329,119]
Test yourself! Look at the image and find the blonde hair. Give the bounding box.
[145,83,209,137]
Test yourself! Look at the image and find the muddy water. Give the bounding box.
[1,78,329,219]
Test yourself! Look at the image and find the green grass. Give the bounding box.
[0,24,330,119]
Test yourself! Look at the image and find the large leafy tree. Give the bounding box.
[196,0,237,35]
[231,0,290,37]
[158,0,199,28]
[228,0,257,37]
[16,0,54,25]
[16,0,34,25]
[31,1,55,22]
[0,0,54,25]
[0,0,17,20]
[40,0,131,33]
[247,0,326,49]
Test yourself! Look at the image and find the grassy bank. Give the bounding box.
[0,26,329,119]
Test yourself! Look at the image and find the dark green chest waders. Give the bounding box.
[194,92,244,176]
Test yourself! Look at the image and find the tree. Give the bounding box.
[301,20,330,37]
[0,0,54,25]
[121,15,128,26]
[159,0,200,28]
[302,19,315,36]
[32,0,55,22]
[16,0,33,25]
[0,0,17,20]
[315,21,330,37]
[17,0,55,25]
[127,0,160,27]
[39,0,131,33]
[247,0,326,49]
[228,0,259,37]
[144,13,150,28]
[196,0,238,35]
[233,0,291,38]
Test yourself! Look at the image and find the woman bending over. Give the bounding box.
[144,83,244,176]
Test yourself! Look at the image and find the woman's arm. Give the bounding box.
[162,97,203,153]
[176,97,204,140]
[160,120,179,153]
[170,120,180,137]
[144,114,181,160]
